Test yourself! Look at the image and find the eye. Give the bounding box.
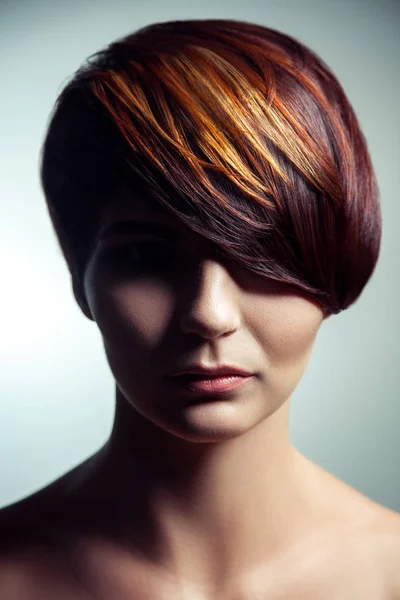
[106,241,177,271]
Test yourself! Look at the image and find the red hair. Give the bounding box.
[40,19,381,316]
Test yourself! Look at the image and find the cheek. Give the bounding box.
[247,295,322,391]
[88,280,176,397]
[88,277,174,348]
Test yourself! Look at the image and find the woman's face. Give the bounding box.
[79,190,326,443]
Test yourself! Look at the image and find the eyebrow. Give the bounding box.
[98,220,183,242]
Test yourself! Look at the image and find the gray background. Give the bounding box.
[0,0,398,510]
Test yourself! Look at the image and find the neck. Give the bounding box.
[74,387,322,587]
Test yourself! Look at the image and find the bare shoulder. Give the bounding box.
[0,551,84,600]
[0,451,100,555]
[0,454,108,598]
[333,492,400,599]
[367,507,400,599]
[0,480,83,599]
[0,457,93,566]
[0,486,62,594]
[302,457,400,598]
[301,503,400,600]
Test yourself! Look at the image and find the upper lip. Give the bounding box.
[167,364,253,377]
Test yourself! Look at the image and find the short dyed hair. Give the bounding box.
[40,18,381,316]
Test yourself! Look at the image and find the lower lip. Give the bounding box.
[168,375,252,394]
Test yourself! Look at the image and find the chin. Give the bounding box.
[158,400,264,443]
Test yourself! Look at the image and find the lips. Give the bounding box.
[167,372,253,394]
[165,363,254,395]
[167,365,253,378]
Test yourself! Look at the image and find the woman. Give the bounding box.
[1,18,399,599]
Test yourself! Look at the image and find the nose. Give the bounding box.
[179,258,241,340]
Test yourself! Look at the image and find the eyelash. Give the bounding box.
[108,241,176,270]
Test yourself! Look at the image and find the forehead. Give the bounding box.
[99,187,192,232]
[96,186,212,252]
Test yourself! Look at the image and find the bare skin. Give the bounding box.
[1,189,399,599]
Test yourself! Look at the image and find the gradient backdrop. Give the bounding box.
[0,0,399,510]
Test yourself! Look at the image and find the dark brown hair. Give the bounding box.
[40,18,382,316]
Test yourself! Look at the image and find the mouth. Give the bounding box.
[167,373,253,395]
[167,364,254,378]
